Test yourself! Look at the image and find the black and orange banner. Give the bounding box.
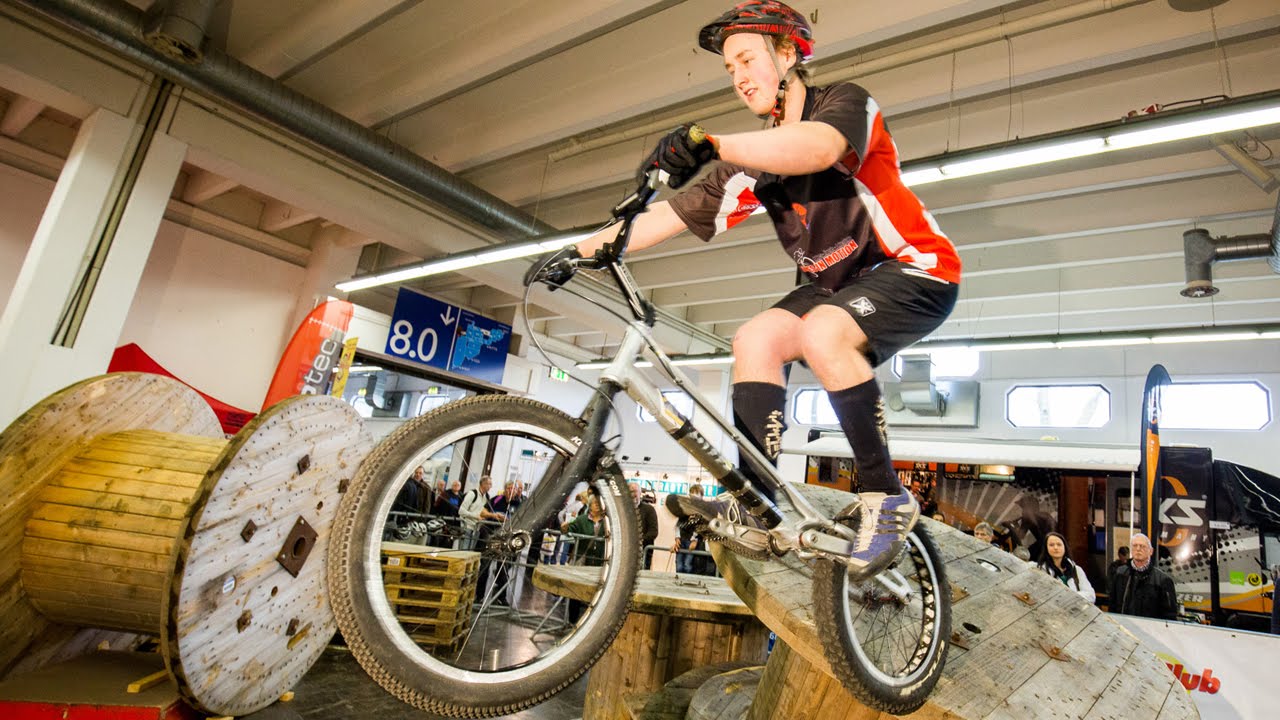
[1138,364,1171,539]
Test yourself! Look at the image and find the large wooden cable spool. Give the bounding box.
[0,373,373,717]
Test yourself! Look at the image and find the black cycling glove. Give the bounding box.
[523,245,582,291]
[639,123,717,189]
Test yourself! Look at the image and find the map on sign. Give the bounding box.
[448,309,512,385]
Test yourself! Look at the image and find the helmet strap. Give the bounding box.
[761,38,797,128]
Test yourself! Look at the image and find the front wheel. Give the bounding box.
[812,525,950,715]
[328,395,639,717]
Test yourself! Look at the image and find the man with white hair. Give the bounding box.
[1110,533,1178,620]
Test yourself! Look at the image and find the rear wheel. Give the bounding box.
[812,525,950,715]
[329,396,639,717]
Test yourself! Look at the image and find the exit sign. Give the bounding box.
[548,367,570,382]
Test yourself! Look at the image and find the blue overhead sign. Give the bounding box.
[385,288,511,384]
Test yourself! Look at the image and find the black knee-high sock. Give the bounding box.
[828,379,902,494]
[732,382,787,501]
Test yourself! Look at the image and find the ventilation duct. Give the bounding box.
[1181,193,1280,298]
[890,355,946,417]
[15,0,553,239]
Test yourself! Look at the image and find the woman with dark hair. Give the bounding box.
[1038,532,1096,603]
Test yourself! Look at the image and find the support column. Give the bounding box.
[282,223,364,348]
[0,96,186,426]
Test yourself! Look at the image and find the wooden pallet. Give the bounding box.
[382,564,478,590]
[386,596,472,623]
[395,614,469,641]
[381,543,481,577]
[383,582,476,607]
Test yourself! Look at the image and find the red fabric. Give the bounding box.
[108,344,253,434]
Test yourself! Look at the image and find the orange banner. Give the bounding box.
[262,301,355,410]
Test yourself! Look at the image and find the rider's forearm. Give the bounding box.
[713,121,849,176]
[576,201,687,257]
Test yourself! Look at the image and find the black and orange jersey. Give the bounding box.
[669,83,961,290]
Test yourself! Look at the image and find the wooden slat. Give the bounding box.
[29,503,186,538]
[54,464,205,497]
[20,556,169,589]
[25,518,175,556]
[22,568,167,601]
[77,445,216,474]
[34,485,194,519]
[22,536,172,573]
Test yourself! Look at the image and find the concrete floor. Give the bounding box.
[242,646,590,720]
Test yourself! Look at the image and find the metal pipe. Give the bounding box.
[17,0,553,239]
[144,0,216,63]
[548,0,1152,162]
[1181,229,1274,299]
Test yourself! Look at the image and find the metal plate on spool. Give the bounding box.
[162,395,372,716]
[0,373,221,674]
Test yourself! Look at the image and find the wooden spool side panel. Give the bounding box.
[0,374,220,675]
[165,396,372,716]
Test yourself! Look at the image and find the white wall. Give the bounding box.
[523,340,1280,483]
[116,220,304,411]
[0,164,50,317]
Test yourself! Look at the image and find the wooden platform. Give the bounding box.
[709,483,1199,720]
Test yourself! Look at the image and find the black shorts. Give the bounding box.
[772,262,959,367]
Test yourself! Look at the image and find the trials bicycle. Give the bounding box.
[328,171,951,718]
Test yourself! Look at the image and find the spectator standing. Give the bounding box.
[630,482,660,570]
[973,522,996,546]
[459,476,506,550]
[671,484,713,575]
[1111,533,1178,620]
[1037,531,1096,603]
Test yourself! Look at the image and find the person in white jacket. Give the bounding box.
[1037,531,1096,603]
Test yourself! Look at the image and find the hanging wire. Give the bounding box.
[1208,7,1234,99]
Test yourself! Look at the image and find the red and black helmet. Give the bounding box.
[697,1,814,62]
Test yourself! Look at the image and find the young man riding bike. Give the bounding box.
[531,1,961,575]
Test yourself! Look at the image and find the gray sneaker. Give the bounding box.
[843,490,919,576]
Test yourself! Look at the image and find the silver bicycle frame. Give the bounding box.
[597,318,835,537]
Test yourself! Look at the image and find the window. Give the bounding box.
[792,388,837,425]
[637,391,695,423]
[892,348,979,379]
[1162,382,1270,430]
[1006,384,1111,428]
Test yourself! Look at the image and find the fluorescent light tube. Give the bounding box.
[899,167,945,187]
[336,231,594,292]
[979,341,1057,352]
[1151,331,1260,344]
[940,138,1107,178]
[1056,337,1151,349]
[1107,107,1280,149]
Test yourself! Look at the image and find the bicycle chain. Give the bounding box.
[690,519,777,563]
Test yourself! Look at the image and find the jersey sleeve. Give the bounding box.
[667,162,764,241]
[811,83,883,175]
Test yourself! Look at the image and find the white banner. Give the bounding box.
[1114,616,1274,719]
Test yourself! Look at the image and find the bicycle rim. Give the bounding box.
[813,526,949,714]
[329,397,638,717]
